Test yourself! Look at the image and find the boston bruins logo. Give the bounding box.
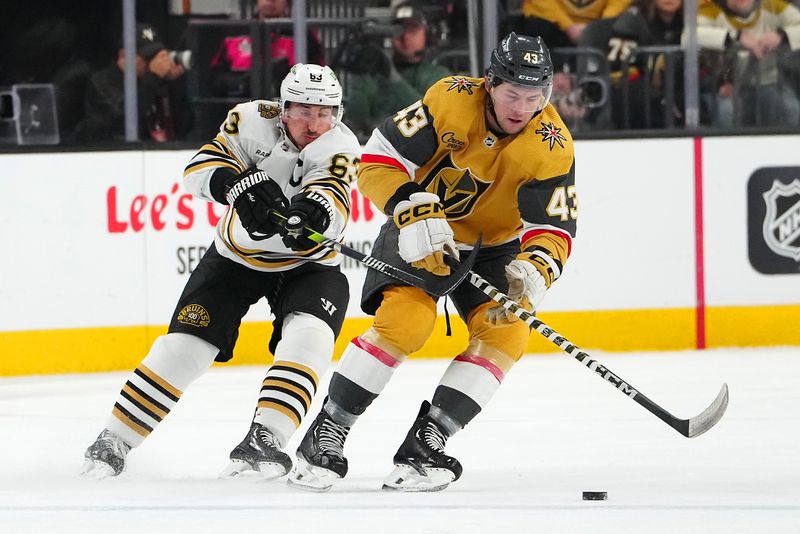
[419,153,491,220]
[177,304,211,328]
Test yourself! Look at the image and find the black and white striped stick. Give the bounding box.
[466,270,729,438]
[273,210,480,298]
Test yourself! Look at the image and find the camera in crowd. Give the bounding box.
[169,50,193,70]
[360,19,405,39]
[334,19,400,77]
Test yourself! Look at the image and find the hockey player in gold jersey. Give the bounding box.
[289,33,578,492]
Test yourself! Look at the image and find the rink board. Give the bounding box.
[1,136,799,375]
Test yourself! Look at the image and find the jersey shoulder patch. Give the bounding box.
[516,105,575,179]
[423,76,485,116]
[257,102,280,119]
[225,100,281,143]
[423,76,486,144]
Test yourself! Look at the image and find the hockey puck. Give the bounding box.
[582,491,607,501]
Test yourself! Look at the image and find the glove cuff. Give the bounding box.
[384,181,426,214]
[393,193,445,229]
[209,167,237,204]
[517,251,559,288]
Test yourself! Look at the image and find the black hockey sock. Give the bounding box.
[328,372,379,417]
[431,385,482,429]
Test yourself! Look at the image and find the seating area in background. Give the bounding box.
[1,0,799,147]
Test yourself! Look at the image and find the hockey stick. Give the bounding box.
[465,270,729,438]
[270,210,480,297]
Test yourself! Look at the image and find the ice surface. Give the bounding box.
[1,347,798,533]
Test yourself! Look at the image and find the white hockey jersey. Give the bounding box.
[183,100,361,271]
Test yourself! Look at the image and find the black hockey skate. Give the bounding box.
[382,401,463,492]
[287,407,350,492]
[219,422,292,480]
[81,429,132,479]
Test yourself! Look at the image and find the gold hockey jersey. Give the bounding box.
[522,0,632,31]
[359,75,577,286]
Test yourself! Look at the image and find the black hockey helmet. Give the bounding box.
[487,32,554,90]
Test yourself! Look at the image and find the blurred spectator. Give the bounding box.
[574,0,685,129]
[520,0,632,59]
[73,24,192,142]
[698,0,800,127]
[518,0,632,128]
[340,2,449,139]
[209,0,325,98]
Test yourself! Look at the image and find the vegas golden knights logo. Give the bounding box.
[258,103,279,119]
[177,304,211,327]
[419,153,491,220]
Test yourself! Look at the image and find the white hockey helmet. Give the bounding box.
[280,63,343,123]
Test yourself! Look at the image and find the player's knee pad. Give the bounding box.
[372,285,437,355]
[467,301,530,362]
[142,333,219,390]
[273,312,334,376]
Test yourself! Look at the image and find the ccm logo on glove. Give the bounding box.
[395,202,444,227]
[392,192,457,276]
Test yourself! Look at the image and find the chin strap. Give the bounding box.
[484,92,508,137]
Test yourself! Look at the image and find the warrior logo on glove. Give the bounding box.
[224,168,289,240]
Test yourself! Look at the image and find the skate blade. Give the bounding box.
[219,459,254,479]
[286,458,340,492]
[219,459,289,480]
[381,464,454,492]
[255,461,290,481]
[80,459,117,480]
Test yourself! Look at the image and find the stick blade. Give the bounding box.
[431,235,482,297]
[684,383,729,438]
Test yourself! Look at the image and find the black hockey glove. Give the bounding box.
[224,168,288,240]
[280,191,334,251]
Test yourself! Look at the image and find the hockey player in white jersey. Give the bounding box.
[82,64,361,479]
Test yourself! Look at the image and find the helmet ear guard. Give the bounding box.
[279,63,344,123]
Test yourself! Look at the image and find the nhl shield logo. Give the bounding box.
[762,179,800,262]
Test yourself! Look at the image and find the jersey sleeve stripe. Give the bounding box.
[314,189,349,221]
[521,228,573,256]
[361,153,408,174]
[183,159,242,177]
[212,135,245,168]
[306,178,351,209]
